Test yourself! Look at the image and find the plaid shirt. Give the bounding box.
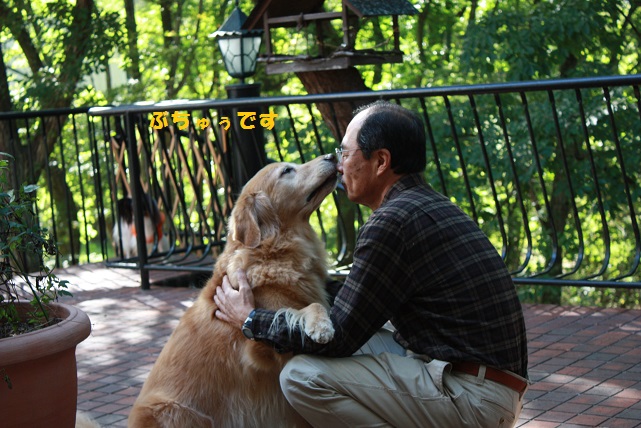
[252,173,528,378]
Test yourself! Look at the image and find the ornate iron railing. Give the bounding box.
[1,74,639,290]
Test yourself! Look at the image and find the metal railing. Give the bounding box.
[0,107,94,269]
[1,74,640,290]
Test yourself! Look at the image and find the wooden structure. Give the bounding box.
[244,0,417,74]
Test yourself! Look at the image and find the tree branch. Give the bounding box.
[175,0,203,92]
[125,0,142,81]
[0,0,44,74]
[0,42,13,112]
[55,0,95,108]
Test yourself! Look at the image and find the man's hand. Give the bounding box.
[214,269,255,327]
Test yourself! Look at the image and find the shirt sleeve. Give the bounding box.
[249,210,413,356]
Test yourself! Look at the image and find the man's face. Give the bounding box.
[337,109,380,208]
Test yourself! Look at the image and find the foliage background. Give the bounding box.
[4,0,638,106]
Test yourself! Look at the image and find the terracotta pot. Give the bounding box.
[0,302,91,428]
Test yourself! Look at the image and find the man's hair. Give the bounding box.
[354,100,426,174]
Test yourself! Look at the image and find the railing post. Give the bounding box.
[225,83,268,198]
[125,111,150,289]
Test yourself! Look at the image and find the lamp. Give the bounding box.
[210,0,263,83]
[209,0,267,198]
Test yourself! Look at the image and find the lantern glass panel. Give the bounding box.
[217,34,262,79]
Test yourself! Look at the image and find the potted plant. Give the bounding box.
[0,152,91,427]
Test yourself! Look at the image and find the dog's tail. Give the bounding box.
[76,412,101,428]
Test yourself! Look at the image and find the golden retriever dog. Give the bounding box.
[128,154,339,428]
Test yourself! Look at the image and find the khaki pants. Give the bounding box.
[279,329,526,428]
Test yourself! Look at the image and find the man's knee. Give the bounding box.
[280,354,331,414]
[280,355,316,397]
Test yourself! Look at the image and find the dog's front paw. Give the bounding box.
[292,303,335,344]
[305,317,334,344]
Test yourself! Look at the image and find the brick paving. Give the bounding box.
[55,263,641,427]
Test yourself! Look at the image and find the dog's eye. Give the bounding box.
[280,166,295,176]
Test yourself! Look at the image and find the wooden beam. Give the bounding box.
[341,0,350,47]
[244,0,273,30]
[263,10,272,56]
[266,12,342,26]
[393,15,400,51]
[264,53,403,75]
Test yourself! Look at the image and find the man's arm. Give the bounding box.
[214,271,335,353]
[215,213,413,356]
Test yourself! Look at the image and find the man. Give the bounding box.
[215,101,529,427]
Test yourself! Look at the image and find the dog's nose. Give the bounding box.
[324,153,337,163]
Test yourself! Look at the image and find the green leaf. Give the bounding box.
[22,184,39,193]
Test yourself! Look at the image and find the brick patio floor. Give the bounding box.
[56,263,641,427]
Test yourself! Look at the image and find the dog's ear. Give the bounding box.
[229,191,279,248]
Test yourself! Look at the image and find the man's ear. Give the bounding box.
[229,191,279,248]
[375,149,393,176]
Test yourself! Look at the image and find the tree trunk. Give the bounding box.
[295,68,373,266]
[0,43,12,112]
[124,0,142,82]
[296,68,371,140]
[0,0,94,187]
[538,154,573,305]
[49,165,81,265]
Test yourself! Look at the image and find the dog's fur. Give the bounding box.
[112,195,169,258]
[128,154,338,428]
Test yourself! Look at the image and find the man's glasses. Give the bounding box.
[334,147,361,163]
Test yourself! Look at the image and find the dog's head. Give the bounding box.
[228,154,338,248]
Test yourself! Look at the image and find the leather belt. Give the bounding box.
[452,362,527,399]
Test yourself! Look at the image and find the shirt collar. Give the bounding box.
[381,173,426,205]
